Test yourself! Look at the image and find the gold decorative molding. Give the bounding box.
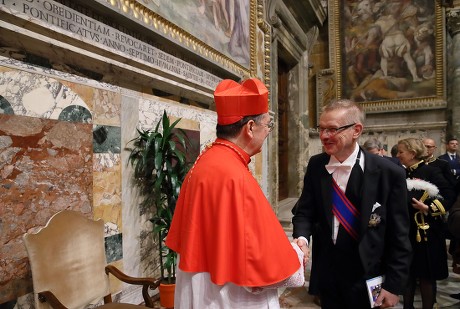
[106,0,257,78]
[257,0,271,89]
[363,121,448,132]
[361,98,447,113]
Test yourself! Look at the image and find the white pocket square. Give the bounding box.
[372,202,381,213]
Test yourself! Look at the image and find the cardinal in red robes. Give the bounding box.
[166,78,304,308]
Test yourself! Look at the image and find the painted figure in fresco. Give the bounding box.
[345,0,382,89]
[375,2,421,82]
[227,0,249,62]
[413,21,435,79]
[343,0,437,100]
[350,70,415,101]
[198,0,229,31]
[197,0,249,64]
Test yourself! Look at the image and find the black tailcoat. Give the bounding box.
[293,151,412,299]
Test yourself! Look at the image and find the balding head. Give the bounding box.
[423,138,436,158]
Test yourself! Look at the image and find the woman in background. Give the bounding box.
[397,138,455,309]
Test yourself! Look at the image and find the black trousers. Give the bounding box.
[319,276,373,309]
[317,233,371,309]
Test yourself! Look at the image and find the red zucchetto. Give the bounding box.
[214,78,269,125]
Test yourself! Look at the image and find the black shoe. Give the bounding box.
[450,293,460,300]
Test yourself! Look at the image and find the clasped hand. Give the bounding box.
[293,238,310,266]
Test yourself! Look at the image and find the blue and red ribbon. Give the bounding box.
[332,178,360,241]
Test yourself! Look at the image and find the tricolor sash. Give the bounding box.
[332,178,361,241]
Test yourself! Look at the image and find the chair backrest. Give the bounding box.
[23,210,111,309]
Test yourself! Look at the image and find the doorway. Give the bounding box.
[278,59,289,201]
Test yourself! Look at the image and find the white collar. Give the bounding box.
[325,144,360,174]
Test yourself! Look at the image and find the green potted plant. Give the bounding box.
[127,110,190,308]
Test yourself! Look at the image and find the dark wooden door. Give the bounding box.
[278,61,289,201]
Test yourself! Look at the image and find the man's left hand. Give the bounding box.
[293,238,310,265]
[374,288,400,308]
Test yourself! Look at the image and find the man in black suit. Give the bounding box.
[292,99,412,309]
[388,144,403,166]
[449,193,460,239]
[423,138,456,187]
[447,184,460,300]
[438,137,460,184]
[363,137,383,156]
[438,138,460,300]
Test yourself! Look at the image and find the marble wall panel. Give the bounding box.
[0,64,120,126]
[93,155,122,234]
[0,69,92,121]
[138,94,217,148]
[106,233,123,263]
[0,113,93,304]
[0,95,13,114]
[93,126,122,154]
[0,58,220,306]
[120,94,145,288]
[0,57,120,93]
[92,124,122,254]
[88,88,122,239]
[91,90,121,127]
[0,63,125,305]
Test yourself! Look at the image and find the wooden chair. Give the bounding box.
[23,210,160,309]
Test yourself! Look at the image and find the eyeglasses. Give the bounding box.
[260,121,275,132]
[424,145,436,149]
[316,123,356,136]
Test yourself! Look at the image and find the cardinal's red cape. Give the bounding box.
[166,138,300,287]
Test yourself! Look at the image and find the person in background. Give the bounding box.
[292,99,412,309]
[448,188,460,301]
[388,144,403,166]
[391,144,399,158]
[380,145,388,157]
[363,137,383,156]
[439,137,460,299]
[438,137,460,184]
[423,138,456,187]
[397,138,456,309]
[423,137,457,302]
[448,191,460,239]
[166,78,304,309]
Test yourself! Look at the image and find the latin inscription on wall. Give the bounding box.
[0,0,221,90]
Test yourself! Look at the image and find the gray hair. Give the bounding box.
[363,137,382,151]
[322,99,365,125]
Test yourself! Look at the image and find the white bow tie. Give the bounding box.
[325,163,353,174]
